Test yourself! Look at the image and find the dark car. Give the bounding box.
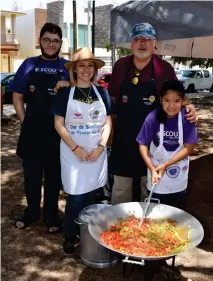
[0,72,15,104]
[96,73,112,89]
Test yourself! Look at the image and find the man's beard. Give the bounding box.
[40,44,61,60]
[134,50,151,59]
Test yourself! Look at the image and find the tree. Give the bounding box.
[172,57,213,68]
[104,41,132,58]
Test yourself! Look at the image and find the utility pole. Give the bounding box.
[92,0,95,54]
[73,0,77,52]
[87,1,92,49]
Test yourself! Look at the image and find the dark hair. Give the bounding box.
[40,23,62,39]
[157,79,185,124]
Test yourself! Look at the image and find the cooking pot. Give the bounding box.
[76,204,121,268]
[89,202,204,264]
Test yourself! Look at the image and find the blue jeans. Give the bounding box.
[63,188,102,240]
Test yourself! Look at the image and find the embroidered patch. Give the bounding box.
[166,166,180,178]
[73,113,83,119]
[89,110,100,120]
[122,95,128,103]
[29,85,35,92]
[149,95,155,103]
[182,165,188,173]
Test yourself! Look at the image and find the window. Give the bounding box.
[2,75,14,86]
[179,70,196,78]
[78,24,88,48]
[66,24,92,48]
[203,70,210,78]
[70,23,74,48]
[63,23,67,38]
[196,71,203,78]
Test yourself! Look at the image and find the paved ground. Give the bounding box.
[1,100,213,281]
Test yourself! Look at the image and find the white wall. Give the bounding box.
[63,2,88,25]
[16,9,36,56]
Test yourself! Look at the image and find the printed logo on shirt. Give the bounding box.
[166,166,180,178]
[157,131,179,138]
[29,85,35,92]
[89,110,100,120]
[73,113,83,119]
[122,95,128,103]
[35,67,63,74]
[182,165,188,173]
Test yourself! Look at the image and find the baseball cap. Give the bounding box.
[130,23,156,40]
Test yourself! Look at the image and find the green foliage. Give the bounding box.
[172,57,213,68]
[104,42,132,57]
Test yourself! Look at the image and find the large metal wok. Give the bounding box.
[89,202,204,261]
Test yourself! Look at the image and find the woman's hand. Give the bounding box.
[54,80,70,93]
[74,146,90,161]
[185,104,198,124]
[155,163,167,178]
[88,146,103,162]
[151,168,161,185]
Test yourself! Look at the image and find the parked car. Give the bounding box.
[0,72,15,104]
[96,73,112,89]
[176,69,213,92]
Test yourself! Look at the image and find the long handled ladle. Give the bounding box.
[139,183,156,227]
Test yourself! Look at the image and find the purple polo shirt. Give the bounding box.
[136,109,198,151]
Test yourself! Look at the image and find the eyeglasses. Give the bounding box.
[133,37,154,43]
[41,37,62,45]
[132,70,140,85]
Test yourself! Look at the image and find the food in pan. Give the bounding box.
[100,215,191,256]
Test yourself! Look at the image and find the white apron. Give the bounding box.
[147,112,189,194]
[60,84,108,195]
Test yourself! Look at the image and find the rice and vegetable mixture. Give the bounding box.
[101,215,190,256]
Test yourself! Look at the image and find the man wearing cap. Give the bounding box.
[109,23,197,204]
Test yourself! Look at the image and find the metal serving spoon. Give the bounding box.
[139,183,156,227]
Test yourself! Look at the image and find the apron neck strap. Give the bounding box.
[178,111,183,145]
[159,111,183,146]
[150,56,155,80]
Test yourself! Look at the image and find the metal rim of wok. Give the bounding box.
[88,202,204,260]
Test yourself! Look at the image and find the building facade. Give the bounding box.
[0,10,25,72]
[14,3,112,73]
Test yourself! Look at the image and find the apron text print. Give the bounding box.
[70,124,102,135]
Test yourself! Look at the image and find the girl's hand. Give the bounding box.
[151,168,161,185]
[88,146,103,162]
[155,163,167,178]
[73,146,90,161]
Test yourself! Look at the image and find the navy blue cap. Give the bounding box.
[130,23,156,40]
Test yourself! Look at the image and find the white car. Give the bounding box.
[175,69,213,92]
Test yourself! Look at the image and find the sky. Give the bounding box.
[0,0,126,11]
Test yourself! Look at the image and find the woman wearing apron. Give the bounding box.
[52,47,113,254]
[137,80,198,209]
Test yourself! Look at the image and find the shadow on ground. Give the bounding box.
[1,106,213,281]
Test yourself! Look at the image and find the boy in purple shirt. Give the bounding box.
[137,80,197,208]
